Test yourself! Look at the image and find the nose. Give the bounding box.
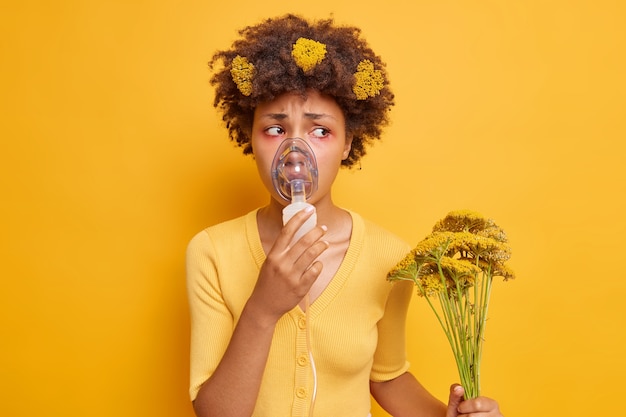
[283,151,308,180]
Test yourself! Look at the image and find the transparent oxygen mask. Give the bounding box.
[271,137,318,204]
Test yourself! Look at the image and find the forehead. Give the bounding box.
[255,90,344,120]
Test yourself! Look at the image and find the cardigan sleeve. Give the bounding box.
[369,279,414,382]
[185,230,233,401]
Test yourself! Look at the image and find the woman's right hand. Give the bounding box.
[247,206,329,323]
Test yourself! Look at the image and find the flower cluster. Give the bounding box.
[353,60,384,100]
[388,210,514,399]
[230,55,255,96]
[291,37,327,72]
[229,38,385,101]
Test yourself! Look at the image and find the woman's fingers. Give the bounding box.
[252,207,329,317]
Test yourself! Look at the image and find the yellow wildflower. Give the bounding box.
[433,210,488,233]
[386,209,515,399]
[477,221,508,243]
[353,60,384,100]
[440,257,481,281]
[444,229,511,265]
[291,38,327,72]
[478,260,516,281]
[412,231,454,258]
[416,273,445,297]
[494,263,516,281]
[230,55,255,96]
[387,252,417,281]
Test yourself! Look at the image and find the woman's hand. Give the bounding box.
[446,384,503,417]
[247,207,329,323]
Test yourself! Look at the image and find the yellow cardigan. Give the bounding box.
[186,209,413,416]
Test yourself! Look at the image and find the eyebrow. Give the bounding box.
[261,112,336,121]
[305,112,335,120]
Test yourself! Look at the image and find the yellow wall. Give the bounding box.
[1,1,624,416]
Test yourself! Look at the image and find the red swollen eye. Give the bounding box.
[265,126,285,136]
[310,127,329,138]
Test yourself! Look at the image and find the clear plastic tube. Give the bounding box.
[305,293,317,417]
[271,138,319,416]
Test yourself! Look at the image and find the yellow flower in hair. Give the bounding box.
[291,38,327,72]
[353,60,384,100]
[230,55,255,96]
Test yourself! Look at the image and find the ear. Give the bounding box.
[342,134,354,160]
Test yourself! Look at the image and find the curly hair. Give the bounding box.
[208,14,395,168]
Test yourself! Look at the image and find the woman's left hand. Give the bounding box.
[446,384,503,417]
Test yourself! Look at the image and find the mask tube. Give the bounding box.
[270,138,320,417]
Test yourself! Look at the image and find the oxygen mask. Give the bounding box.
[271,138,318,204]
[271,138,319,242]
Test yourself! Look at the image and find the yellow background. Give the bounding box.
[1,1,624,416]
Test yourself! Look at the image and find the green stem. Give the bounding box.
[475,268,493,397]
[436,261,473,397]
[415,281,456,359]
[406,253,495,401]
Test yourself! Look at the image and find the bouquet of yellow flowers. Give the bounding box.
[387,210,514,399]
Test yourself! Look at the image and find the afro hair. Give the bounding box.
[208,14,395,168]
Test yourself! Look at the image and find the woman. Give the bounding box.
[187,14,503,417]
